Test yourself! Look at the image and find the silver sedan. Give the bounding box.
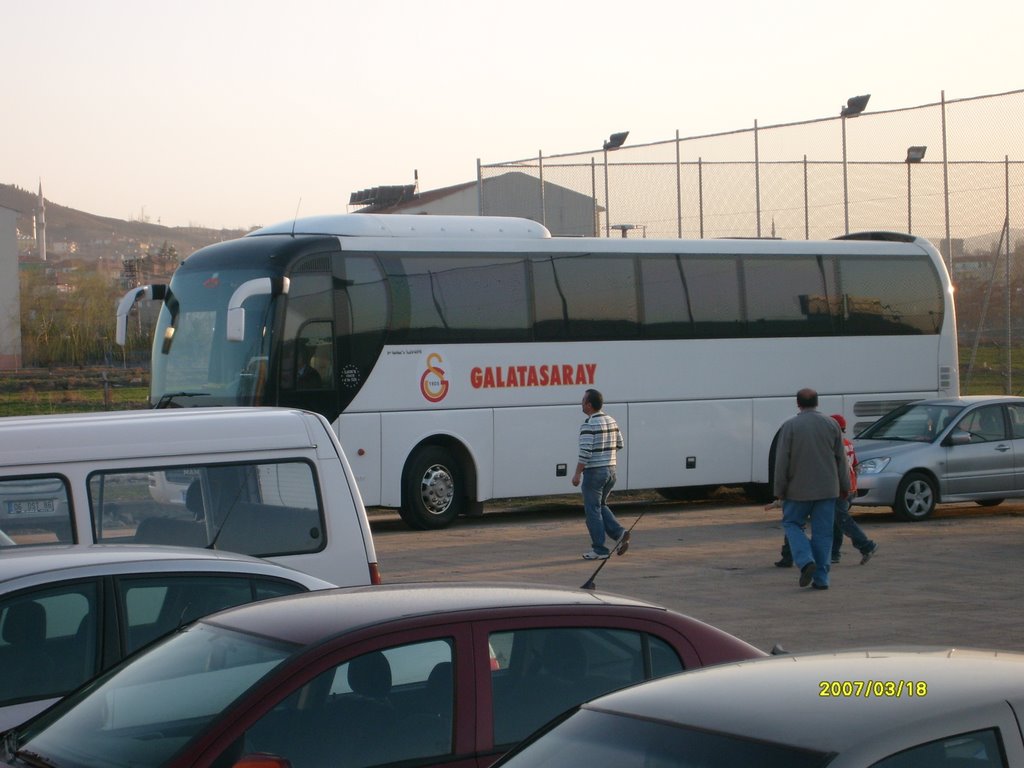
[853,395,1024,520]
[0,545,334,731]
[494,649,1024,768]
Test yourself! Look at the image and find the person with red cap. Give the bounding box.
[830,413,878,565]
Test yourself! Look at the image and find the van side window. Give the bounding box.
[88,461,325,558]
[0,475,74,546]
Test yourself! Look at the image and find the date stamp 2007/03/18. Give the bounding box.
[819,680,928,698]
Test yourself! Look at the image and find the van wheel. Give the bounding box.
[893,472,936,521]
[400,446,463,530]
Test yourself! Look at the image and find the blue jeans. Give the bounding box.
[832,495,875,558]
[782,498,835,587]
[581,466,625,555]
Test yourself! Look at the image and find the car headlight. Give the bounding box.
[857,457,891,475]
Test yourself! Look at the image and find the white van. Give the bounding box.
[0,408,380,586]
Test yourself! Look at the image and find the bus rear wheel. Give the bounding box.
[401,446,464,530]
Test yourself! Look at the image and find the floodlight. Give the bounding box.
[906,145,927,163]
[603,131,629,150]
[840,94,871,117]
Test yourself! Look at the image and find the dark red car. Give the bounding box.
[3,583,765,768]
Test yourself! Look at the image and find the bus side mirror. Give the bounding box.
[115,284,167,346]
[226,277,290,342]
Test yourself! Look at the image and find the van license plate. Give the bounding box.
[6,500,56,516]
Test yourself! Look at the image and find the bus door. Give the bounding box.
[331,253,387,414]
[278,259,340,420]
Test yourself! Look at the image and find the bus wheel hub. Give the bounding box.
[420,464,454,515]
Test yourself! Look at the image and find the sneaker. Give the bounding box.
[774,558,793,568]
[831,554,841,564]
[799,562,816,587]
[860,543,878,565]
[582,550,609,560]
[614,530,631,556]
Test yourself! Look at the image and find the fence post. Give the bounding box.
[675,130,683,239]
[1006,155,1012,394]
[698,157,705,239]
[803,155,809,240]
[476,158,483,216]
[538,151,546,227]
[754,120,762,238]
[603,148,610,237]
[841,115,850,235]
[941,91,952,275]
[591,158,598,237]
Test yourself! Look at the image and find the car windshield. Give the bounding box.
[857,403,964,443]
[14,623,296,768]
[497,708,830,768]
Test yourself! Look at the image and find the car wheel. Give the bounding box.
[400,445,463,530]
[975,499,1005,507]
[893,472,937,521]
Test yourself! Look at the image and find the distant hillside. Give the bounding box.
[0,183,247,262]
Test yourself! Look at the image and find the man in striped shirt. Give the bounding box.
[572,389,630,560]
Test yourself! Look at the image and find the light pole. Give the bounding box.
[905,146,926,234]
[840,94,870,234]
[602,131,629,237]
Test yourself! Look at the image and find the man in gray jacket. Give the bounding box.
[773,388,850,590]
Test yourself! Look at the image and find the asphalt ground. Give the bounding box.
[368,492,1024,655]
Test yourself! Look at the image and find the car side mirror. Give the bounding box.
[946,431,971,447]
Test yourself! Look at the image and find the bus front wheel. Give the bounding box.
[401,446,464,530]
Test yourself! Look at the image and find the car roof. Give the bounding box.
[903,395,1024,407]
[203,582,671,645]
[0,407,322,467]
[583,649,1024,753]
[0,544,335,590]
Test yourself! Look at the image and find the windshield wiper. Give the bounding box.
[14,748,58,768]
[2,729,19,761]
[154,392,211,409]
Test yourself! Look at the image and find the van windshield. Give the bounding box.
[150,267,276,407]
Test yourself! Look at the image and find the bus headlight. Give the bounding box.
[857,457,890,475]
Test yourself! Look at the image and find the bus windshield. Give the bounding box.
[151,267,276,407]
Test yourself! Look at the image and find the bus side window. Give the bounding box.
[295,321,332,390]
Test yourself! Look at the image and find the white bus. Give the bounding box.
[117,214,958,529]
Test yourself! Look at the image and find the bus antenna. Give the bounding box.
[291,197,302,237]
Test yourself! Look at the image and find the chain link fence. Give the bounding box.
[479,89,1024,394]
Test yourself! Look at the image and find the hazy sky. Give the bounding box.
[4,0,1023,231]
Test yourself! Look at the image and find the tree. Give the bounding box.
[20,268,149,367]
